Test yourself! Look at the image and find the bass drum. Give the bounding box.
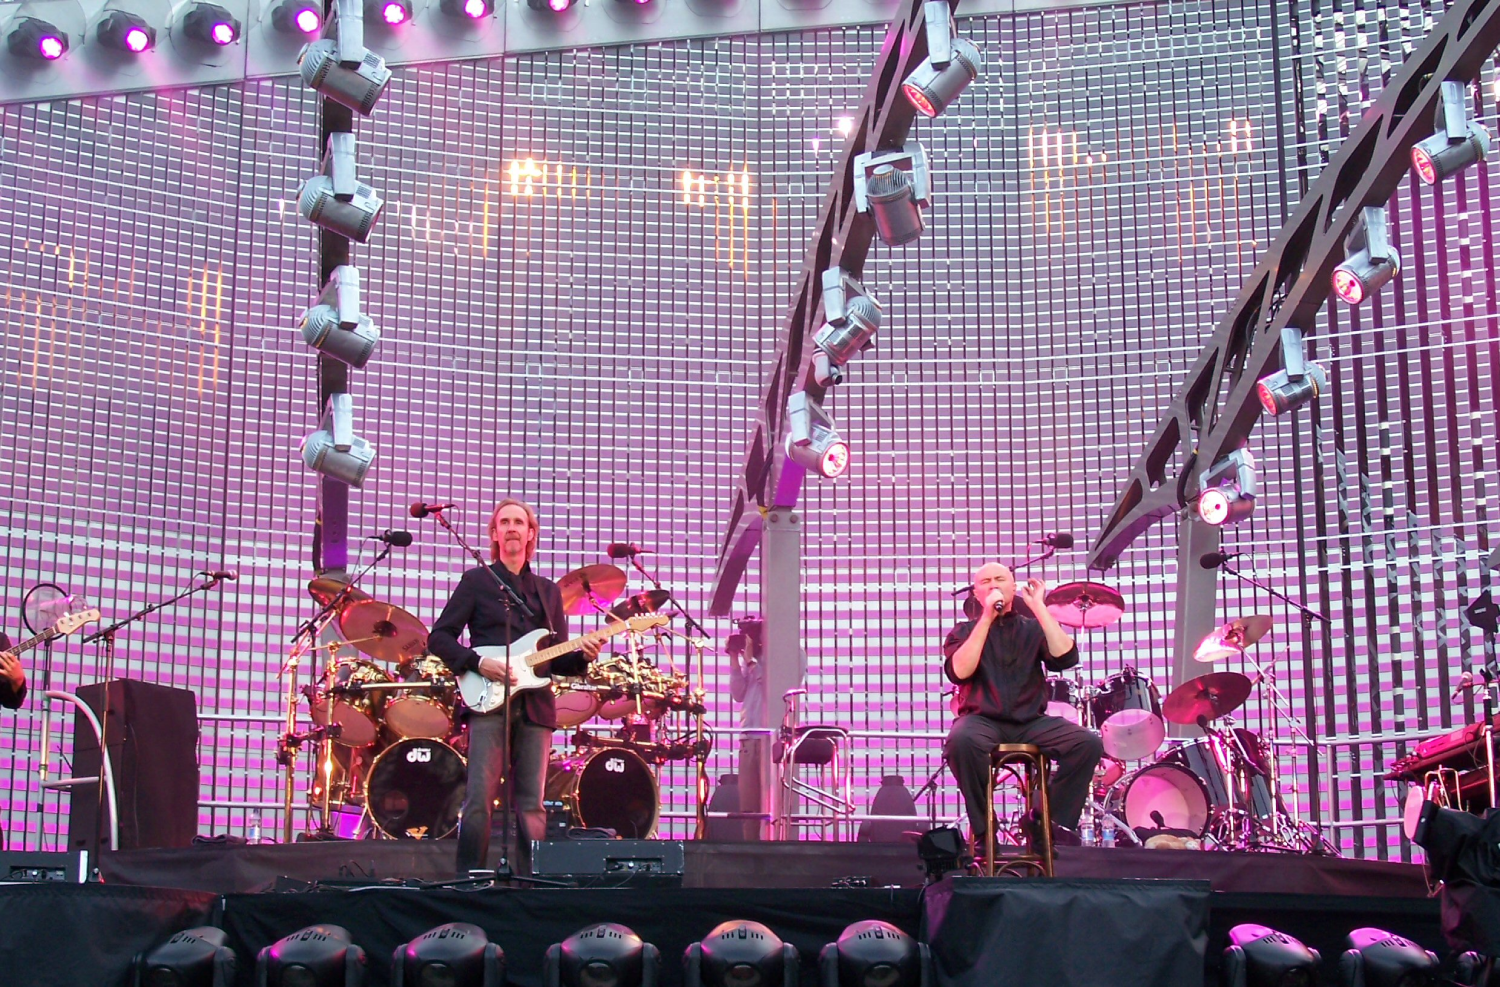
[1168,733,1281,822]
[365,737,466,840]
[544,747,659,838]
[1106,761,1212,838]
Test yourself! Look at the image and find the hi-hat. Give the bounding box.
[1193,615,1275,663]
[338,600,428,663]
[1163,671,1253,724]
[608,589,671,620]
[1044,581,1126,628]
[558,564,628,616]
[308,577,371,609]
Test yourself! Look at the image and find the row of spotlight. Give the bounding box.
[6,2,244,59]
[785,0,982,481]
[1196,81,1490,529]
[135,917,928,987]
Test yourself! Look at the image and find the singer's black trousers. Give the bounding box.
[944,712,1103,835]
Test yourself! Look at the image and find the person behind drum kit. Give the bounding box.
[726,616,765,841]
[0,632,28,710]
[428,498,600,877]
[943,562,1103,849]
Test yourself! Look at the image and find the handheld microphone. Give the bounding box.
[200,569,238,582]
[1200,551,1242,569]
[369,529,413,547]
[1038,533,1075,549]
[606,542,651,559]
[1150,810,1167,830]
[409,501,456,519]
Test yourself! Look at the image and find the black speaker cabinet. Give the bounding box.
[69,678,199,852]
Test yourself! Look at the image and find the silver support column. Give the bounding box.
[761,508,805,840]
[1171,515,1222,735]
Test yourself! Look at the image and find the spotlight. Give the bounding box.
[785,390,850,479]
[526,0,575,11]
[273,0,322,34]
[1338,929,1439,987]
[370,0,411,24]
[299,41,392,116]
[1257,327,1329,416]
[450,0,498,16]
[393,922,504,987]
[812,269,882,387]
[134,927,238,987]
[613,0,654,6]
[300,133,385,239]
[915,826,969,883]
[256,924,368,987]
[7,17,69,59]
[301,265,380,368]
[685,920,799,987]
[819,920,930,987]
[302,393,376,487]
[97,11,156,53]
[1412,81,1491,186]
[1196,448,1257,526]
[1332,206,1400,305]
[545,923,660,987]
[853,146,932,247]
[901,1,982,118]
[181,3,242,45]
[1223,924,1320,987]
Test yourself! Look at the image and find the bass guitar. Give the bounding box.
[3,608,100,658]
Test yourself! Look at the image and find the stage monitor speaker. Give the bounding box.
[531,839,685,885]
[69,678,199,852]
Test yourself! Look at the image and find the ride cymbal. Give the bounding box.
[608,589,671,621]
[308,577,372,609]
[557,564,629,616]
[338,599,429,663]
[1162,671,1253,725]
[1044,581,1126,629]
[1193,614,1275,663]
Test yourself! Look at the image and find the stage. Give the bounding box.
[0,839,1448,986]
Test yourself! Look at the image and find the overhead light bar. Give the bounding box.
[785,390,850,479]
[1197,448,1257,526]
[302,393,376,487]
[812,268,883,387]
[853,146,932,247]
[181,2,242,45]
[902,1,983,118]
[1412,80,1491,185]
[97,11,156,52]
[7,17,69,59]
[299,133,384,240]
[1332,206,1400,305]
[1257,327,1329,416]
[301,266,380,368]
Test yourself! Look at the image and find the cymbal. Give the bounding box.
[608,589,671,621]
[558,564,628,616]
[338,600,428,663]
[1044,581,1126,629]
[1163,671,1253,725]
[1193,614,1275,663]
[308,577,371,609]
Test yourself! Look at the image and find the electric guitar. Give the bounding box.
[1,608,101,659]
[458,613,669,715]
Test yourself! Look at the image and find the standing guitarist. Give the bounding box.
[429,498,599,876]
[0,632,28,710]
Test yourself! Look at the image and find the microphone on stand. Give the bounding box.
[606,542,651,559]
[409,501,457,519]
[1200,551,1243,569]
[1150,810,1167,830]
[200,570,239,582]
[1452,671,1477,703]
[1037,533,1075,549]
[368,529,413,547]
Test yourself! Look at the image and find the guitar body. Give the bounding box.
[459,629,559,714]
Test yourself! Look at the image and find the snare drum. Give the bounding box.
[384,656,457,740]
[311,659,391,748]
[1089,669,1165,761]
[1045,677,1083,725]
[1106,761,1212,837]
[543,747,660,838]
[365,737,467,840]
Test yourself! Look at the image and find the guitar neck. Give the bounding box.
[525,620,633,667]
[7,626,54,656]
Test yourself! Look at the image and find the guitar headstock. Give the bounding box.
[626,614,671,632]
[54,608,102,635]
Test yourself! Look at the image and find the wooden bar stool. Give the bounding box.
[984,743,1054,877]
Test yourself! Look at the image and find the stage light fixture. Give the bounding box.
[1332,206,1400,305]
[450,0,499,16]
[369,0,411,24]
[818,920,929,987]
[685,920,799,987]
[811,268,883,387]
[7,17,69,59]
[273,0,323,33]
[182,2,242,45]
[1412,81,1491,186]
[299,31,392,117]
[915,826,969,883]
[135,927,238,987]
[785,390,850,479]
[97,11,156,52]
[1338,928,1439,987]
[853,146,932,247]
[1196,448,1257,526]
[545,923,660,987]
[525,0,574,11]
[300,133,385,238]
[301,266,380,368]
[1257,327,1329,416]
[901,0,982,118]
[302,393,376,487]
[1223,924,1321,987]
[393,922,504,987]
[256,924,367,987]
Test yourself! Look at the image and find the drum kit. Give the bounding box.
[281,564,706,842]
[1035,582,1308,850]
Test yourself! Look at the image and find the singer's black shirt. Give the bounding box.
[428,562,588,728]
[943,612,1078,723]
[0,632,26,710]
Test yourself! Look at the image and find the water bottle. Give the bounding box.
[1079,814,1096,847]
[247,809,262,844]
[1100,814,1116,848]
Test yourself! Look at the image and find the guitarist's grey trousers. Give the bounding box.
[456,706,551,875]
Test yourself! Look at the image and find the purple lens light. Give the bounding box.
[38,35,65,58]
[124,26,151,51]
[546,0,568,11]
[210,21,235,43]
[381,1,409,23]
[293,7,321,31]
[463,0,487,16]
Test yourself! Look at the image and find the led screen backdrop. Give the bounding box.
[0,0,1496,859]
